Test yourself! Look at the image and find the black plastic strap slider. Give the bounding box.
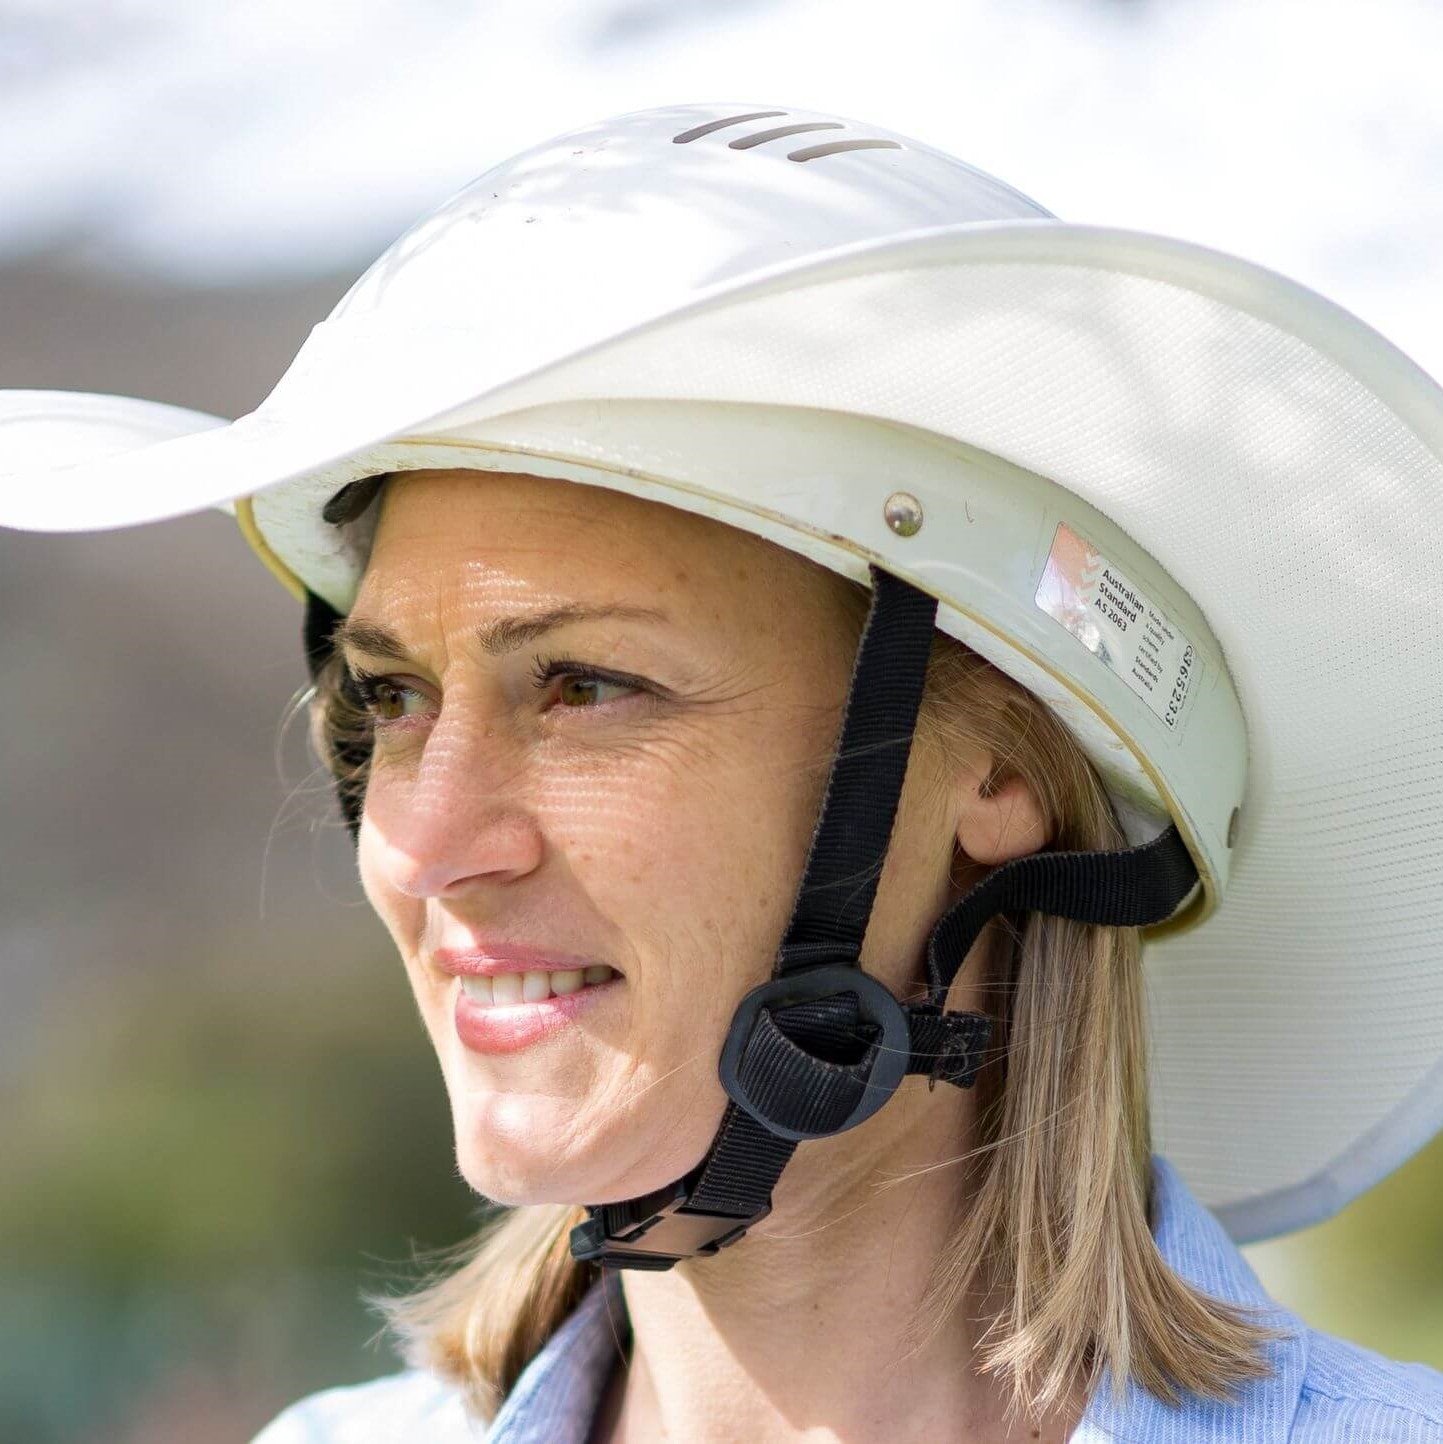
[718,965,912,1142]
[569,1172,761,1270]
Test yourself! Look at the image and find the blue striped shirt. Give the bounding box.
[253,1157,1443,1441]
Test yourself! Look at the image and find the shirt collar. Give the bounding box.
[485,1158,1309,1443]
[485,1272,629,1444]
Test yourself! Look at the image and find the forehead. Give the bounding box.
[353,467,845,622]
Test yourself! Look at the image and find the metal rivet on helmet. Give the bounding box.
[883,491,924,537]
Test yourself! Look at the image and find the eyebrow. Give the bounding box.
[332,605,669,663]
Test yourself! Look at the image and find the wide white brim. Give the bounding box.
[4,220,1442,1242]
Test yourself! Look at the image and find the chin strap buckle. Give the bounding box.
[569,1170,762,1269]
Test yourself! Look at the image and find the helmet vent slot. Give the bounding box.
[788,138,903,163]
[728,121,844,150]
[672,111,787,144]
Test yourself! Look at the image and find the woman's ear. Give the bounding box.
[952,755,1051,866]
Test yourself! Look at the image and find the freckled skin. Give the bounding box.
[351,469,983,1210]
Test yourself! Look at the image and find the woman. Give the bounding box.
[3,103,1442,1442]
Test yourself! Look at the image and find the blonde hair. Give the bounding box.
[311,587,1271,1423]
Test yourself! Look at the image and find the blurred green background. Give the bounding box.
[1246,1140,1443,1376]
[0,927,477,1442]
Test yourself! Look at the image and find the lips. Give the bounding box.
[435,944,622,1054]
[432,941,615,977]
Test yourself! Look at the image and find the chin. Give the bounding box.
[446,1087,559,1189]
[447,1088,608,1206]
[457,1146,637,1209]
[458,1158,568,1209]
[450,1090,714,1209]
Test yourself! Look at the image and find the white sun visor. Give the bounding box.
[0,390,230,525]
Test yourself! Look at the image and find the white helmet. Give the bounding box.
[3,101,1442,1247]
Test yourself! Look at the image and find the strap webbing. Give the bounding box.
[923,823,1198,1005]
[774,569,939,974]
[671,569,938,1193]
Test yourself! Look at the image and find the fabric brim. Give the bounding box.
[0,390,231,518]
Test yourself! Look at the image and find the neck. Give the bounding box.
[601,1079,1083,1444]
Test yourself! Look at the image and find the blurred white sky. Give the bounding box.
[2,0,1441,374]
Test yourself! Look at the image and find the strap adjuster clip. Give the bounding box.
[718,964,912,1142]
[569,1172,762,1270]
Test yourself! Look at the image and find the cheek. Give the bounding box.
[355,819,450,1054]
[355,811,423,952]
[350,709,834,1205]
[536,731,803,979]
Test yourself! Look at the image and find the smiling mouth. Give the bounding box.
[458,965,619,1007]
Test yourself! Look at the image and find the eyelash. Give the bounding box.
[345,669,427,727]
[527,655,654,700]
[343,658,653,727]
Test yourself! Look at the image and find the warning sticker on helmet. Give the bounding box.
[1035,523,1197,733]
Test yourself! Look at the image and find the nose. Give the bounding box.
[362,715,545,900]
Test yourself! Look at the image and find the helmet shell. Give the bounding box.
[329,103,1052,332]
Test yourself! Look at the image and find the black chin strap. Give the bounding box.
[303,572,1198,1273]
[567,569,1200,1270]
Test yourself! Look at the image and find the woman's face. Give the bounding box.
[345,469,959,1206]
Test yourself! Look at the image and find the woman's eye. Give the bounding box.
[531,657,651,711]
[371,681,417,720]
[347,660,649,724]
[351,673,431,724]
[555,675,636,708]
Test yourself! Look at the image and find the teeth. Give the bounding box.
[458,965,616,1008]
[492,972,523,1006]
[460,975,493,1005]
